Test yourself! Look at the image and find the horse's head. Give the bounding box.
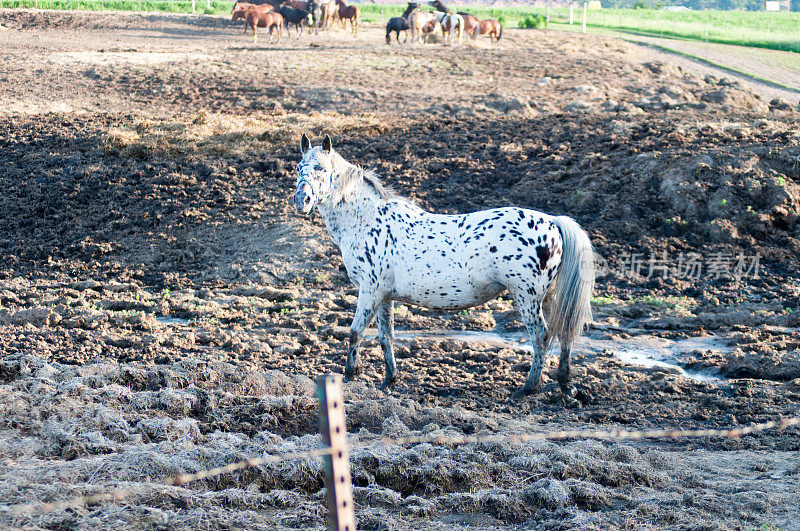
[294,133,336,214]
[428,0,450,13]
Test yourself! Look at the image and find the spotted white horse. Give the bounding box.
[433,10,463,46]
[292,134,595,399]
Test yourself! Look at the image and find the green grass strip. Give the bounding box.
[3,1,800,55]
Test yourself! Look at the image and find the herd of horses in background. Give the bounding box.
[230,0,502,45]
[231,0,358,43]
[387,0,501,46]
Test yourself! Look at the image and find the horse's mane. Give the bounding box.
[400,2,418,18]
[429,0,450,13]
[329,149,397,203]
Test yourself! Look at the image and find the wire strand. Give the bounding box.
[10,416,799,516]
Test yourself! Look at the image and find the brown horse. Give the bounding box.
[320,1,338,30]
[421,18,440,42]
[457,11,479,40]
[247,9,283,44]
[409,10,436,44]
[232,2,272,33]
[335,0,358,34]
[475,18,502,43]
[286,0,309,8]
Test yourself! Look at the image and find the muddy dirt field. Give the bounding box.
[0,9,799,530]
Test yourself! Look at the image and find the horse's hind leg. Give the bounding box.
[557,341,574,397]
[377,301,397,390]
[512,295,550,398]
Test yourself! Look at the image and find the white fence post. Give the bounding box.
[569,3,574,25]
[582,1,587,33]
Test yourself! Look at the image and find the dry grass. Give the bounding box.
[102,110,396,158]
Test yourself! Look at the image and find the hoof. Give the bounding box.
[540,382,559,393]
[562,395,580,408]
[511,385,538,400]
[378,373,398,391]
[575,387,595,405]
[344,365,361,381]
[560,385,577,399]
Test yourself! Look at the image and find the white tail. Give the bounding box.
[548,216,594,347]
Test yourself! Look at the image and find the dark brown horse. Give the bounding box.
[335,0,359,34]
[247,9,283,44]
[232,2,272,33]
[457,11,479,40]
[385,2,418,44]
[475,18,502,43]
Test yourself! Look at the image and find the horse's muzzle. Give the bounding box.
[293,185,314,214]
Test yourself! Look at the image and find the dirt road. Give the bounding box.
[0,9,798,530]
[619,32,800,102]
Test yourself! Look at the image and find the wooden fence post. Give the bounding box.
[317,375,356,531]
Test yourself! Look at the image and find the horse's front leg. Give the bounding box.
[376,301,397,390]
[344,289,383,380]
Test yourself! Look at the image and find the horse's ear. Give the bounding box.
[322,134,332,153]
[300,133,310,154]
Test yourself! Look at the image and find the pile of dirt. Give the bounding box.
[1,355,798,529]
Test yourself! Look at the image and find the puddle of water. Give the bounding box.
[156,316,191,326]
[583,334,726,382]
[370,329,725,383]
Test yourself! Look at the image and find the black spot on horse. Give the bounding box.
[490,246,497,253]
[536,245,550,270]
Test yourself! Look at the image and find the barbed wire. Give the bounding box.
[375,416,800,447]
[8,415,798,517]
[8,446,336,516]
